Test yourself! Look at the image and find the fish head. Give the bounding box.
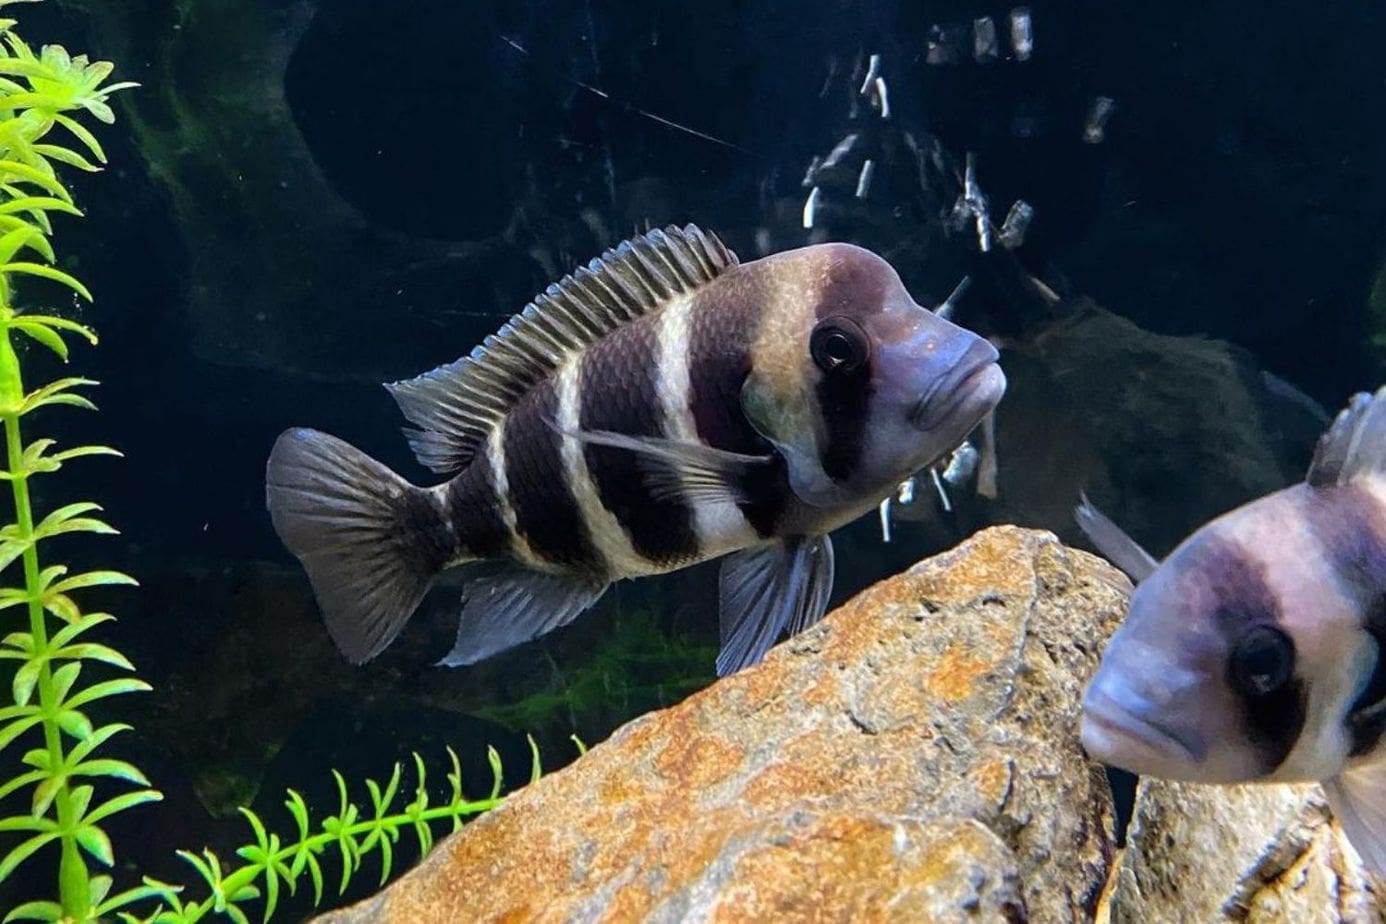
[1081,483,1386,784]
[742,243,1005,507]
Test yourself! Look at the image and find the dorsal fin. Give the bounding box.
[386,224,739,474]
[1307,385,1386,488]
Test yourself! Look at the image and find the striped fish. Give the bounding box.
[1078,385,1386,873]
[266,225,1005,676]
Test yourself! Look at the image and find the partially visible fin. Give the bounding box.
[437,563,608,667]
[1074,493,1158,583]
[1261,371,1330,426]
[973,408,999,500]
[1308,385,1386,487]
[567,429,772,505]
[1324,761,1386,874]
[266,428,450,664]
[387,224,739,475]
[716,535,835,677]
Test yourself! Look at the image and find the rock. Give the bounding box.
[990,296,1327,558]
[317,526,1124,923]
[1106,779,1384,923]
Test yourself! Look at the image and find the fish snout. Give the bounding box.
[908,336,1004,432]
[1080,658,1211,777]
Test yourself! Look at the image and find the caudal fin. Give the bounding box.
[266,428,450,663]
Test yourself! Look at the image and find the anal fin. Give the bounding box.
[716,535,835,676]
[439,564,609,667]
[1325,760,1386,874]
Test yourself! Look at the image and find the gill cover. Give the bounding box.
[740,373,848,507]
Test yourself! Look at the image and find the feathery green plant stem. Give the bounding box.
[1,304,88,916]
[0,8,533,920]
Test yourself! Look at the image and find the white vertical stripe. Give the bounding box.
[486,418,541,568]
[555,357,649,576]
[656,295,757,556]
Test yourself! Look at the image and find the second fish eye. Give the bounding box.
[1229,624,1295,697]
[810,317,868,374]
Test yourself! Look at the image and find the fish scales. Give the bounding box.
[578,309,701,568]
[441,462,508,562]
[501,378,603,572]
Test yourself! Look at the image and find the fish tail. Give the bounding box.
[266,428,458,664]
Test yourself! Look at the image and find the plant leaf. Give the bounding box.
[55,707,92,740]
[49,659,80,702]
[53,642,132,670]
[81,788,161,826]
[5,262,91,300]
[10,317,66,358]
[10,656,38,706]
[69,757,150,786]
[48,569,137,593]
[74,822,113,865]
[2,900,62,922]
[62,677,150,709]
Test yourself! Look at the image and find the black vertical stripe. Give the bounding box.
[1191,534,1306,773]
[815,370,872,483]
[810,246,891,484]
[503,381,603,571]
[443,455,509,560]
[391,488,455,574]
[688,280,790,538]
[579,321,700,566]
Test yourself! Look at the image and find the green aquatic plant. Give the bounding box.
[0,8,149,921]
[0,4,530,922]
[124,744,530,924]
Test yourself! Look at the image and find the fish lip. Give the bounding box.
[1080,691,1202,769]
[909,343,1004,430]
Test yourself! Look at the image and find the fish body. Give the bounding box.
[267,225,1004,676]
[1078,386,1386,871]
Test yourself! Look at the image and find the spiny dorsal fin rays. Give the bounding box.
[1307,385,1386,488]
[386,224,739,475]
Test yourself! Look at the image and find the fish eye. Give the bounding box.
[810,317,868,374]
[1230,625,1295,697]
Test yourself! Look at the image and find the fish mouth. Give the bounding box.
[909,340,1005,431]
[1080,689,1203,773]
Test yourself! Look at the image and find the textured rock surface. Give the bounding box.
[319,526,1124,923]
[1106,779,1384,923]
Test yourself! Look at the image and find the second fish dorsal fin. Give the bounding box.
[387,224,739,474]
[1307,385,1386,488]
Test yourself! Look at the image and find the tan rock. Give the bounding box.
[319,526,1124,923]
[1107,779,1385,923]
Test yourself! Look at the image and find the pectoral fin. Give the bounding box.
[1074,493,1158,584]
[438,564,608,667]
[567,429,772,506]
[1324,761,1386,873]
[741,374,846,507]
[716,535,835,676]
